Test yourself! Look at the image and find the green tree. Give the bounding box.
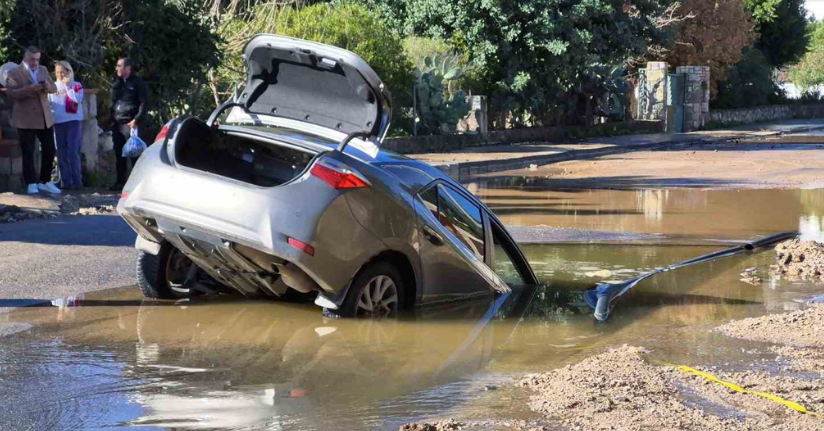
[356,0,675,127]
[713,48,782,108]
[2,0,221,127]
[665,0,755,97]
[790,47,824,92]
[745,0,808,67]
[789,19,824,93]
[274,3,415,132]
[210,3,414,133]
[108,0,222,124]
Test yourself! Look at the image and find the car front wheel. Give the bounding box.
[333,261,405,318]
[136,243,202,299]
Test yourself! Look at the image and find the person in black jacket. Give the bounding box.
[109,57,149,191]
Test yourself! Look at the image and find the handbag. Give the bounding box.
[63,83,82,114]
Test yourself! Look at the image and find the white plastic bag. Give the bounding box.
[122,127,147,158]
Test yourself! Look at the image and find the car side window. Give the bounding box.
[419,186,439,220]
[436,185,485,260]
[492,225,525,284]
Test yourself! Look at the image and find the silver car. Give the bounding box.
[117,34,538,317]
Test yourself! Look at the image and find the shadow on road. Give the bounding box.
[0,214,135,247]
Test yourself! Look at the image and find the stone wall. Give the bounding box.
[676,66,710,131]
[383,120,663,154]
[709,105,792,125]
[708,104,824,126]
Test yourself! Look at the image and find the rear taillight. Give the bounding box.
[310,162,370,190]
[154,123,170,143]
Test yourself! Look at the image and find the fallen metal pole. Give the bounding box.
[584,231,798,322]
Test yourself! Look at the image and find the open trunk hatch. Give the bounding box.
[236,34,393,143]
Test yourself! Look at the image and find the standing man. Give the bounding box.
[110,57,149,192]
[6,46,61,195]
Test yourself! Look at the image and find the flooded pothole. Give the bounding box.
[2,186,824,429]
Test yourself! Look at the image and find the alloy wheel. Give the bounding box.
[356,275,399,317]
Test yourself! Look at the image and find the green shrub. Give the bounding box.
[414,62,470,135]
[713,48,783,109]
[404,36,455,70]
[275,3,415,133]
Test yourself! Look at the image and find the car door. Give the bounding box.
[414,183,509,303]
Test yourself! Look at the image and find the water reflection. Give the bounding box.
[0,286,588,430]
[3,240,824,430]
[475,182,824,243]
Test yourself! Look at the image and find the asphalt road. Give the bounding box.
[0,214,137,305]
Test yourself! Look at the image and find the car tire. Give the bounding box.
[331,261,406,318]
[136,243,202,299]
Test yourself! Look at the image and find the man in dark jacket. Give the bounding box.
[109,57,149,191]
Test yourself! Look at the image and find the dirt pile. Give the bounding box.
[519,346,745,430]
[716,304,824,371]
[0,192,118,223]
[716,305,824,348]
[399,419,466,431]
[0,204,58,223]
[773,239,824,282]
[59,193,118,215]
[739,267,762,285]
[398,419,548,431]
[683,369,824,429]
[519,345,823,430]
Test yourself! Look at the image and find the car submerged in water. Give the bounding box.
[117,34,538,317]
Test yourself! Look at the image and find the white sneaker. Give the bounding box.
[26,183,38,194]
[37,182,62,195]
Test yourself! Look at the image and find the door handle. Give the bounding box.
[422,225,444,246]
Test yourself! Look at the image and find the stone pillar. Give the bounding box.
[457,95,488,135]
[80,90,99,174]
[0,90,21,192]
[643,62,669,122]
[676,66,710,131]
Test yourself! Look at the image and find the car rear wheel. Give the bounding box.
[333,261,405,318]
[137,243,202,299]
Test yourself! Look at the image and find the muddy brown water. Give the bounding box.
[2,187,824,430]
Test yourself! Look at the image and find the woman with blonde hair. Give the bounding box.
[49,60,84,190]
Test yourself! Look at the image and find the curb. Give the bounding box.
[428,125,824,182]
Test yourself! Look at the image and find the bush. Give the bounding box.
[790,48,824,93]
[2,0,221,129]
[713,48,783,109]
[275,3,415,134]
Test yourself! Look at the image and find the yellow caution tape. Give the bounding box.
[657,359,820,418]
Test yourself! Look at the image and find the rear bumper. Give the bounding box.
[118,159,384,297]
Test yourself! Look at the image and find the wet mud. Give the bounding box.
[773,239,824,282]
[0,191,117,223]
[716,304,824,372]
[518,345,822,431]
[484,139,824,190]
